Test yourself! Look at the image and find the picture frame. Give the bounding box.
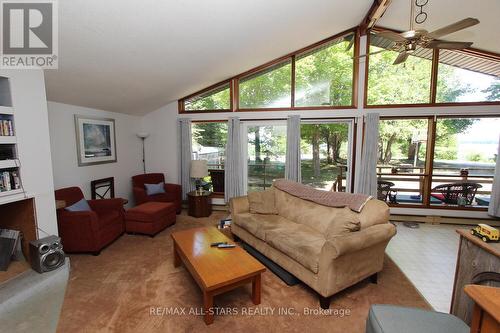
[75,115,117,166]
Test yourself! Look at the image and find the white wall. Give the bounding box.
[0,69,58,235]
[140,102,179,184]
[48,102,143,206]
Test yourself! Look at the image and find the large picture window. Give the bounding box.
[179,30,358,112]
[367,34,432,105]
[245,123,287,192]
[436,50,500,103]
[366,32,500,107]
[300,122,353,191]
[239,60,292,109]
[377,118,430,204]
[184,83,231,111]
[431,117,499,208]
[295,34,354,107]
[376,116,499,210]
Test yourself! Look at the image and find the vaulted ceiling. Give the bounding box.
[45,0,500,115]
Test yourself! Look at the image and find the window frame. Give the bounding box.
[364,27,500,108]
[178,28,359,114]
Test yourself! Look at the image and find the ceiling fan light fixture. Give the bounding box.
[406,42,418,53]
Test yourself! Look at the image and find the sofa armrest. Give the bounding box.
[324,223,396,259]
[230,196,249,215]
[88,198,124,212]
[164,183,181,199]
[133,187,148,205]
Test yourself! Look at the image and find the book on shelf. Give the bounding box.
[0,119,14,136]
[0,228,21,271]
[0,170,20,192]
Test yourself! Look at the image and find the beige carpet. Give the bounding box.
[57,211,431,333]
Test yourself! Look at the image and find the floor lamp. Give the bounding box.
[137,132,149,174]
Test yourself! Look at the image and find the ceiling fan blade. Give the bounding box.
[354,49,388,59]
[376,30,406,42]
[345,37,355,51]
[425,40,473,49]
[393,52,409,65]
[427,18,480,39]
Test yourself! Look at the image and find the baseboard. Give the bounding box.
[390,214,500,226]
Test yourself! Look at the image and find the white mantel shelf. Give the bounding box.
[0,190,31,206]
[0,106,13,115]
[0,136,16,144]
[0,159,19,169]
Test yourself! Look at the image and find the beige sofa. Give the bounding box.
[230,187,396,309]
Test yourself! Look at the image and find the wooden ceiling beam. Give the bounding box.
[359,0,392,35]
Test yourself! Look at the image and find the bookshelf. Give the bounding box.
[0,75,22,200]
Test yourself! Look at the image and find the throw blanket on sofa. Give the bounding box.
[273,179,372,213]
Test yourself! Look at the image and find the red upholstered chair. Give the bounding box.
[54,187,125,255]
[132,173,182,214]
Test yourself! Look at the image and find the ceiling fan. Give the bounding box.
[359,0,480,64]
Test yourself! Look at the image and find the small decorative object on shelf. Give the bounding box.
[0,118,14,136]
[0,170,20,192]
[470,224,499,243]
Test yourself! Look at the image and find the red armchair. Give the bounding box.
[54,187,125,255]
[132,173,182,213]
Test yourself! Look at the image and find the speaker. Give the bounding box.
[29,235,65,273]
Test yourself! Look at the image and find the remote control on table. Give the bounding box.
[210,242,227,247]
[217,243,236,249]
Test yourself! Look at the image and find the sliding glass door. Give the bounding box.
[244,122,287,192]
[300,120,354,192]
[243,119,355,193]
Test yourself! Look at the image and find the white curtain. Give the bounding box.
[355,113,380,197]
[178,118,195,200]
[225,117,245,203]
[488,134,500,217]
[285,115,301,182]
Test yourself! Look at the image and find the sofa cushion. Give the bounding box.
[274,188,360,235]
[234,213,292,241]
[248,189,278,215]
[266,224,325,274]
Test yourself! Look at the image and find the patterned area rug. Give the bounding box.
[57,211,431,333]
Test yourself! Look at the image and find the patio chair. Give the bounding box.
[377,180,395,202]
[431,182,482,205]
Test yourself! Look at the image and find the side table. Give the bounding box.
[187,190,212,217]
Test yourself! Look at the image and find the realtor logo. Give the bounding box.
[0,0,58,68]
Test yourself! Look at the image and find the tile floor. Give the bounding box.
[386,221,467,313]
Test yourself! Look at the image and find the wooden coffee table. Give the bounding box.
[171,227,265,325]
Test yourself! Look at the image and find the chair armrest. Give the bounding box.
[230,196,249,215]
[164,183,181,200]
[324,223,396,259]
[88,198,124,212]
[133,187,148,205]
[57,210,100,234]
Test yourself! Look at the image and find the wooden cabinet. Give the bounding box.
[187,191,212,218]
[451,229,500,325]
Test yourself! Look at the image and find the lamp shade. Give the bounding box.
[190,160,208,178]
[136,132,150,139]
